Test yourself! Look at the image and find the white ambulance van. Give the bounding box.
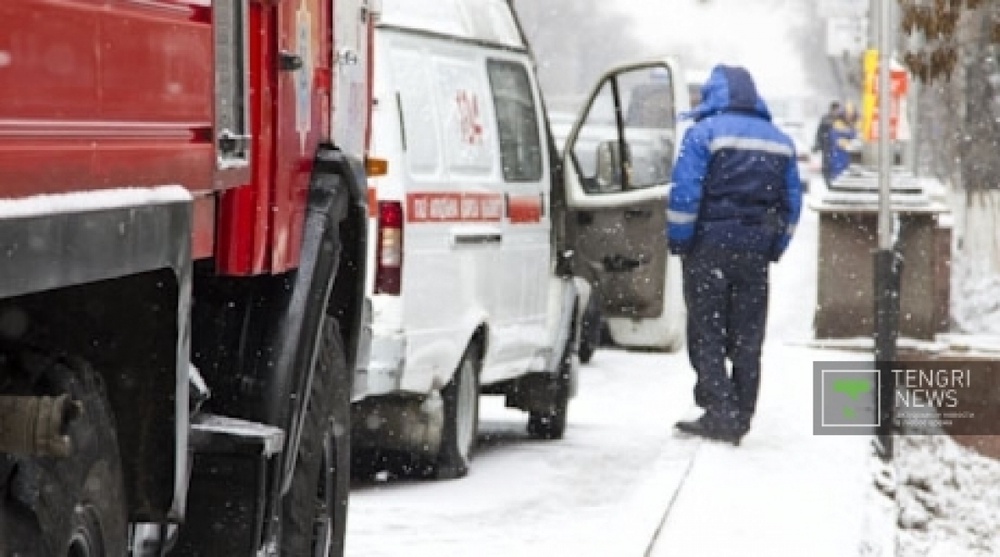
[352,0,689,479]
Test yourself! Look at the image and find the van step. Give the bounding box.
[189,413,284,457]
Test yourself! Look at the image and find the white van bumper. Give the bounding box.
[358,332,407,398]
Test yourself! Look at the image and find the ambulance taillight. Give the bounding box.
[375,201,403,295]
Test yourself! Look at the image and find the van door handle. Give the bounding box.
[603,254,648,272]
[451,227,503,246]
[624,208,652,219]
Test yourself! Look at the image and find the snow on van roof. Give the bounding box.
[378,0,525,49]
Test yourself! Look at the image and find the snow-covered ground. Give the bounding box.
[345,194,893,556]
[346,347,697,557]
[887,434,1000,556]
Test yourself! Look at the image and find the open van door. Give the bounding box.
[562,59,690,351]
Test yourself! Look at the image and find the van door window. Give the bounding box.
[622,67,676,188]
[570,81,619,193]
[486,60,543,182]
[437,57,494,176]
[571,66,677,193]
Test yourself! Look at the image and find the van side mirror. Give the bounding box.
[595,141,627,192]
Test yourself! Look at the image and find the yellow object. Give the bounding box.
[862,49,878,141]
[860,49,910,142]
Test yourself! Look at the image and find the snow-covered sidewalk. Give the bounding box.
[872,433,1000,556]
[345,347,703,557]
[646,345,882,557]
[647,202,887,556]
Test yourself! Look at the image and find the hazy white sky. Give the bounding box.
[612,0,814,98]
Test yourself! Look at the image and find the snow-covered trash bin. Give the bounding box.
[809,171,951,340]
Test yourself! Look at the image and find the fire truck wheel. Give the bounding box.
[282,318,351,557]
[433,343,481,480]
[0,354,127,557]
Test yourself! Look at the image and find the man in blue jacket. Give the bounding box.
[668,65,803,445]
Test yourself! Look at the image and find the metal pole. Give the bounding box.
[874,0,898,460]
[907,80,920,175]
[877,4,892,247]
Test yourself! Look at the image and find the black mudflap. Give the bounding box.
[171,415,284,556]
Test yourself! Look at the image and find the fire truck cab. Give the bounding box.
[0,0,374,555]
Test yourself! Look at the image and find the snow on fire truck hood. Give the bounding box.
[378,0,525,49]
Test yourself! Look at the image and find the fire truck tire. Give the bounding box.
[0,354,127,557]
[282,318,351,557]
[433,343,481,480]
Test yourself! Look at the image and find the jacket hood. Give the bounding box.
[684,65,772,122]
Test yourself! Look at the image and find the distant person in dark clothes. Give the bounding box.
[813,101,840,185]
[825,103,859,183]
[667,64,803,446]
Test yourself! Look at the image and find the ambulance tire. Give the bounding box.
[0,354,128,557]
[433,343,481,480]
[282,318,351,557]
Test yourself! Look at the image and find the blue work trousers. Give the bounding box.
[682,244,769,433]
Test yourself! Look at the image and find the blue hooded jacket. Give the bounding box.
[668,65,803,260]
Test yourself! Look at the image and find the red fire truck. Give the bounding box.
[0,0,374,555]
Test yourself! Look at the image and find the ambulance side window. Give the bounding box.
[486,60,542,182]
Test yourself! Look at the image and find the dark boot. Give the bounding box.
[675,415,743,446]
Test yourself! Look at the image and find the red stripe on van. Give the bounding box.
[406,192,504,223]
[507,194,543,224]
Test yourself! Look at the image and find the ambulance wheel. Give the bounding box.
[0,352,127,557]
[282,319,352,556]
[433,343,481,480]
